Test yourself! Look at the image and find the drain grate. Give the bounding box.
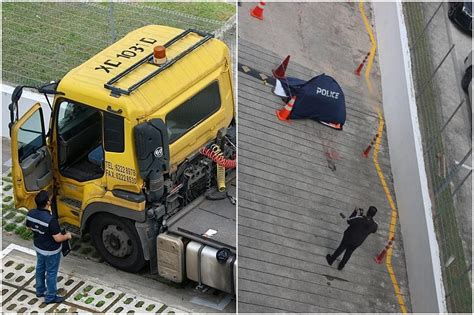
[26,272,80,297]
[2,289,53,313]
[3,259,34,287]
[70,281,122,312]
[111,293,165,313]
[1,252,187,314]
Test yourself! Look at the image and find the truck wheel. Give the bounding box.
[448,3,459,21]
[462,67,471,92]
[90,214,146,273]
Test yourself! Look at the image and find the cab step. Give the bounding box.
[59,197,82,210]
[61,223,81,238]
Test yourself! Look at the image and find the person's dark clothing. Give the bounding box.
[343,211,378,247]
[26,208,61,255]
[327,209,378,270]
[26,208,62,302]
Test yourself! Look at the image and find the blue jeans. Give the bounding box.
[35,251,61,302]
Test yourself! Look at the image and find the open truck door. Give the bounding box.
[10,103,53,210]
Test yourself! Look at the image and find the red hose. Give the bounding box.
[199,147,236,169]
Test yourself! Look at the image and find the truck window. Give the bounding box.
[104,112,125,153]
[18,109,45,163]
[166,81,221,143]
[56,100,104,182]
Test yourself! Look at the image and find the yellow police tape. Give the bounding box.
[359,1,408,313]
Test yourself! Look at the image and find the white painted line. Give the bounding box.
[455,160,472,170]
[1,243,36,259]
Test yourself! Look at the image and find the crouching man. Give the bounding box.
[26,190,71,304]
[326,206,378,270]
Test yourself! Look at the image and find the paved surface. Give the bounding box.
[1,233,235,313]
[422,1,472,268]
[238,2,410,313]
[1,247,186,314]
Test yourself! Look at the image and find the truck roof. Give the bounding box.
[57,25,229,120]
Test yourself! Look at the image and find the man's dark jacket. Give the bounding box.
[343,210,378,247]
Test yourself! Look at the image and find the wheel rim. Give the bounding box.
[102,225,133,258]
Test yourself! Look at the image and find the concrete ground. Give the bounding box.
[2,228,235,313]
[238,2,410,313]
[421,1,472,269]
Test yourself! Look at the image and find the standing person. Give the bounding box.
[326,206,378,270]
[26,190,72,304]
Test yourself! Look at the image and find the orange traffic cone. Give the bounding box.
[272,55,290,79]
[362,134,379,158]
[276,96,296,121]
[375,237,395,264]
[250,1,266,20]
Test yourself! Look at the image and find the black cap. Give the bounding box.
[367,206,377,217]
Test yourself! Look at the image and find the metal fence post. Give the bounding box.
[418,44,455,98]
[410,2,443,50]
[435,148,472,196]
[451,170,472,197]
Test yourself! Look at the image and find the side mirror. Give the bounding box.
[37,81,63,95]
[11,86,23,104]
[134,119,170,203]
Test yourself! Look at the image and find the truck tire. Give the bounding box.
[90,213,146,273]
[462,67,471,92]
[448,3,458,21]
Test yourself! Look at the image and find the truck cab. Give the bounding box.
[9,25,236,292]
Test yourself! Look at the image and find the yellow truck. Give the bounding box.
[8,25,236,294]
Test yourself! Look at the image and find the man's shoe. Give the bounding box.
[36,292,45,298]
[337,263,345,271]
[45,295,66,304]
[325,254,333,266]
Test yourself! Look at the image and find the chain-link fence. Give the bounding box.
[2,2,235,87]
[403,2,472,312]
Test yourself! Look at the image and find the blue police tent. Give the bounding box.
[277,74,346,130]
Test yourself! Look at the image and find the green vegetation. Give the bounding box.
[5,223,17,232]
[2,203,15,212]
[3,196,13,202]
[4,211,16,219]
[2,2,234,86]
[95,288,104,295]
[15,263,24,270]
[19,227,33,240]
[96,300,105,307]
[74,293,83,301]
[146,304,155,312]
[15,214,26,223]
[105,292,115,299]
[3,184,12,191]
[84,285,93,292]
[2,177,12,183]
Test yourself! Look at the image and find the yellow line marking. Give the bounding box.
[359,1,408,312]
[373,113,408,314]
[359,0,377,95]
